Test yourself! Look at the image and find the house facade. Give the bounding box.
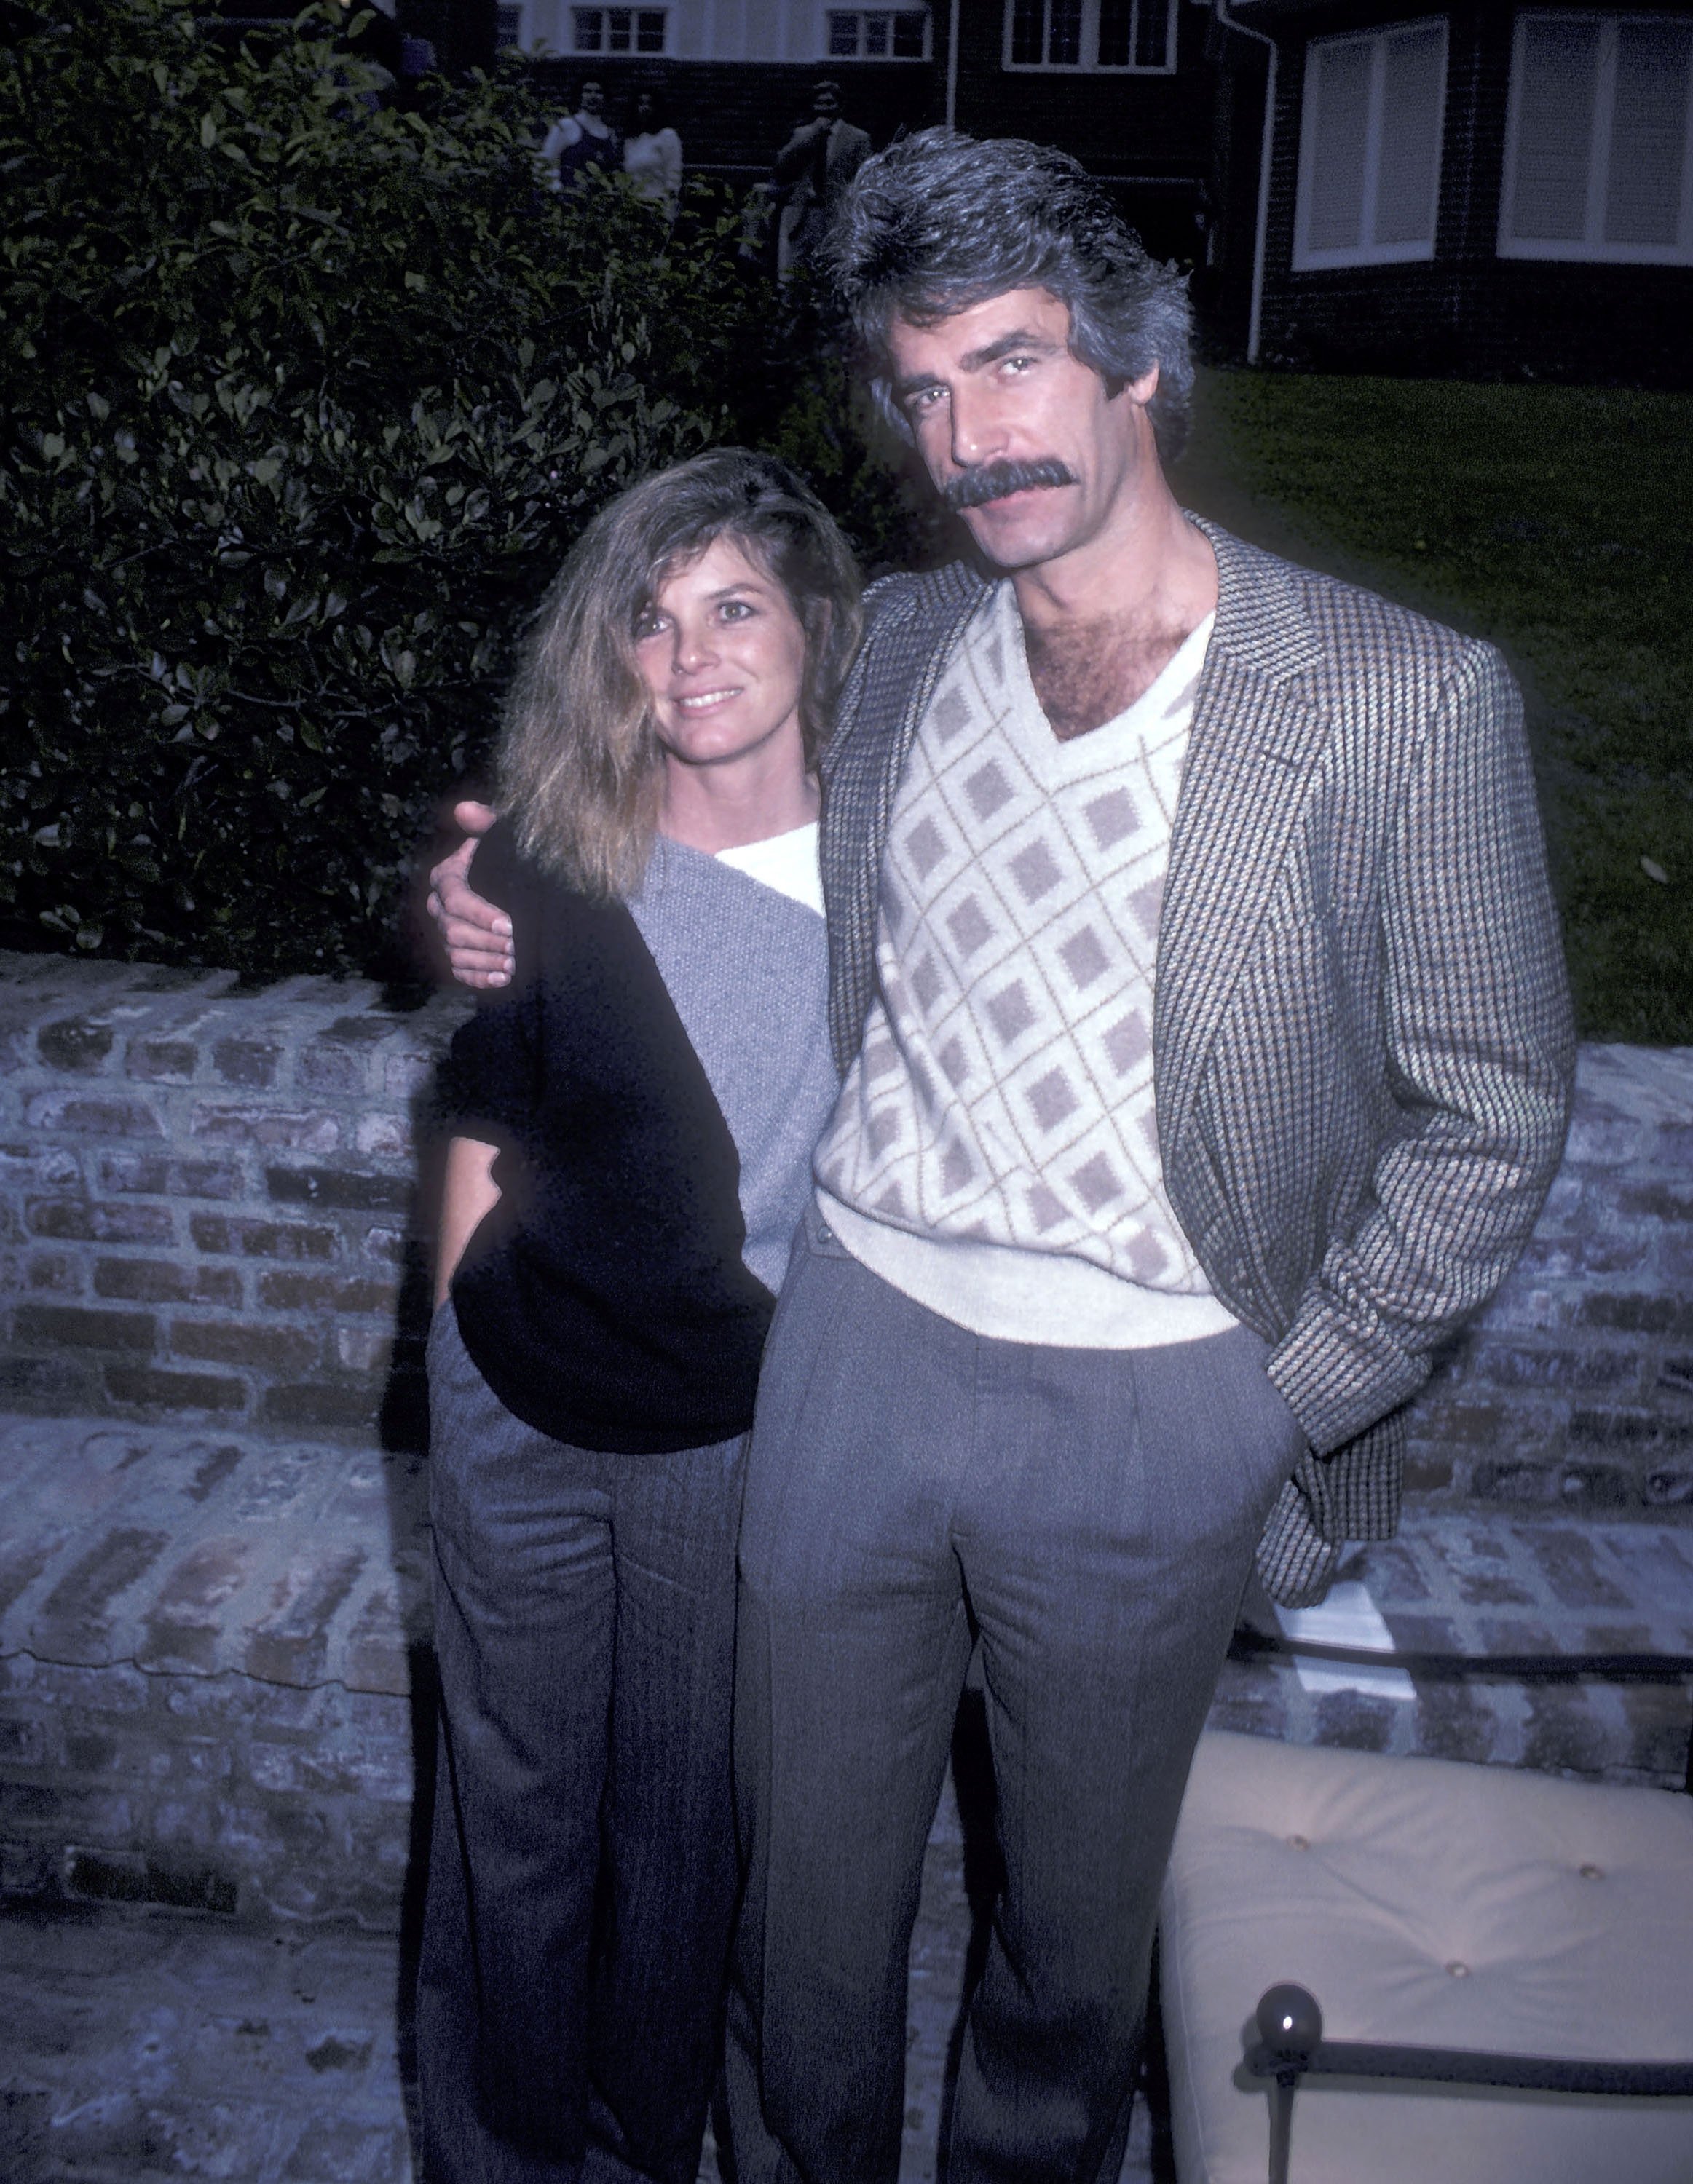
[470,0,1215,243]
[1205,1,1693,381]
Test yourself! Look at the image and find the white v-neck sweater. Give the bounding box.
[815,582,1237,1349]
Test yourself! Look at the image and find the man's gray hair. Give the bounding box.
[826,129,1194,462]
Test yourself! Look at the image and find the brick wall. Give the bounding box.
[0,954,469,1449]
[3,951,1692,1512]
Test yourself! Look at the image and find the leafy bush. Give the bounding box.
[1,0,845,978]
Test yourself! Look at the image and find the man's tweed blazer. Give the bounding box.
[816,520,1574,1605]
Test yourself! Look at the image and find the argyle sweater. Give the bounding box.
[816,580,1235,1348]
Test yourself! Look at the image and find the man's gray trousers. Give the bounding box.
[727,1206,1306,2184]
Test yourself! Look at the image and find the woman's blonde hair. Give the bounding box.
[497,448,863,898]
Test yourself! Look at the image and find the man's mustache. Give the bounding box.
[941,459,1077,513]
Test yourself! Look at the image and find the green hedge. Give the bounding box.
[1,0,877,978]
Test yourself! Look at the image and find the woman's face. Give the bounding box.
[635,535,809,783]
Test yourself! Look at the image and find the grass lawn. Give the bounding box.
[1171,369,1693,1045]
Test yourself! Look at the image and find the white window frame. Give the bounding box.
[1292,17,1449,271]
[1001,0,1179,76]
[824,8,933,61]
[569,5,671,56]
[1499,11,1693,264]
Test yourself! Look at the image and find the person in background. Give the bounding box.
[542,77,621,190]
[419,450,857,2184]
[624,88,683,215]
[772,79,869,280]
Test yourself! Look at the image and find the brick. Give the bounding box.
[12,1301,154,1353]
[191,1103,340,1153]
[1645,1465,1693,1506]
[1511,1232,1650,1278]
[267,1166,410,1213]
[296,1044,368,1094]
[93,1257,241,1307]
[24,1091,163,1137]
[212,1035,280,1088]
[189,1211,338,1261]
[105,1364,247,1413]
[1313,1690,1397,1753]
[1617,1182,1693,1222]
[363,1224,406,1264]
[334,1325,392,1373]
[0,1356,95,1406]
[0,1717,48,1766]
[257,1269,398,1314]
[355,1111,413,1158]
[1467,1458,1560,1505]
[36,1018,114,1072]
[25,1250,82,1294]
[1579,1291,1693,1337]
[26,1196,173,1243]
[1468,1342,1639,1392]
[259,1382,384,1432]
[127,1037,199,1083]
[1569,1406,1693,1453]
[35,1526,171,1653]
[1522,1527,1631,1610]
[141,1537,256,1673]
[63,1846,237,1917]
[171,1320,318,1374]
[243,1546,368,1685]
[0,1141,80,1189]
[96,1150,245,1199]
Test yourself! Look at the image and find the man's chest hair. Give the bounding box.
[1023,613,1193,743]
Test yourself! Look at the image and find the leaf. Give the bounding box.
[1641,857,1668,884]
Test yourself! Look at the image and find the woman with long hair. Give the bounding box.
[420,448,860,2184]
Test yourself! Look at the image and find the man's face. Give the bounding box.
[813,86,841,121]
[886,287,1158,577]
[579,80,604,116]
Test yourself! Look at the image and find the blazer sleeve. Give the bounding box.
[1266,638,1575,1452]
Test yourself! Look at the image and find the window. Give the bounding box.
[827,9,931,58]
[495,3,524,47]
[570,7,668,54]
[1003,0,1175,74]
[1293,19,1448,269]
[1499,13,1693,263]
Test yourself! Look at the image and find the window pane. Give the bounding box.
[1509,17,1599,242]
[1048,0,1081,66]
[1605,21,1692,246]
[1373,22,1444,246]
[496,3,522,45]
[1010,0,1045,67]
[636,9,666,52]
[829,12,859,55]
[1098,0,1133,69]
[573,8,602,52]
[865,11,889,55]
[1305,38,1373,254]
[893,12,926,58]
[1134,0,1169,70]
[607,9,631,53]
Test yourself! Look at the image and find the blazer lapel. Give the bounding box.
[1154,521,1331,1166]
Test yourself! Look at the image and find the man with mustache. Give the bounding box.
[431,131,1571,2184]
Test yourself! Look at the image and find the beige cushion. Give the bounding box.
[1159,1731,1693,2183]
